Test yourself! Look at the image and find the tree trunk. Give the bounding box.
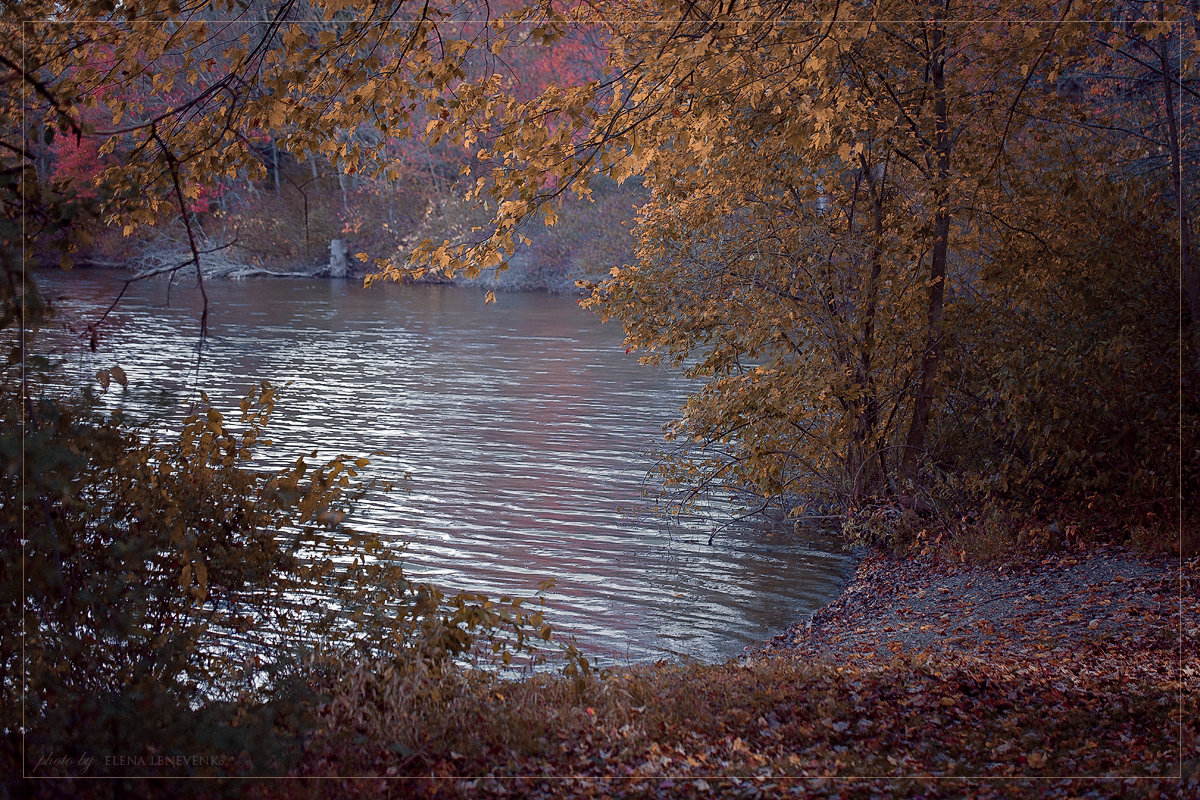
[901,22,951,478]
[328,238,348,278]
[853,158,886,498]
[1157,16,1199,370]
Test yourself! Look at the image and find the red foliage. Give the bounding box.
[50,134,104,198]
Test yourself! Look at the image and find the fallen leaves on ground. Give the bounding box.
[257,548,1196,799]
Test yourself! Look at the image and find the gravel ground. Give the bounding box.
[762,545,1193,666]
[758,545,1199,788]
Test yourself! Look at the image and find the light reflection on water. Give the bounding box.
[38,269,854,665]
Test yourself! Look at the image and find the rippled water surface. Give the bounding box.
[39,270,853,664]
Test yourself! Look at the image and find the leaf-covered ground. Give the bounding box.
[260,546,1196,798]
[766,544,1182,664]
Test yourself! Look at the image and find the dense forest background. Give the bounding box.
[1,0,1195,788]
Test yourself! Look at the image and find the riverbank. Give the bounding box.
[64,175,642,296]
[764,543,1186,664]
[72,251,597,294]
[251,544,1195,798]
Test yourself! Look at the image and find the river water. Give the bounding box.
[37,269,853,665]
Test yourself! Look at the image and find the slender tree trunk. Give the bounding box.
[901,22,951,478]
[1157,16,1199,366]
[384,138,396,227]
[853,158,885,498]
[31,112,52,183]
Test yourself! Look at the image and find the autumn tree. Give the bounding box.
[4,0,515,315]
[390,0,1192,528]
[3,0,594,779]
[4,0,1190,611]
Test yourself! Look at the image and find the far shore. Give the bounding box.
[69,254,596,295]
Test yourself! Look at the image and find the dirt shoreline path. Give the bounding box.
[763,545,1193,666]
[264,545,1195,798]
[760,545,1198,788]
